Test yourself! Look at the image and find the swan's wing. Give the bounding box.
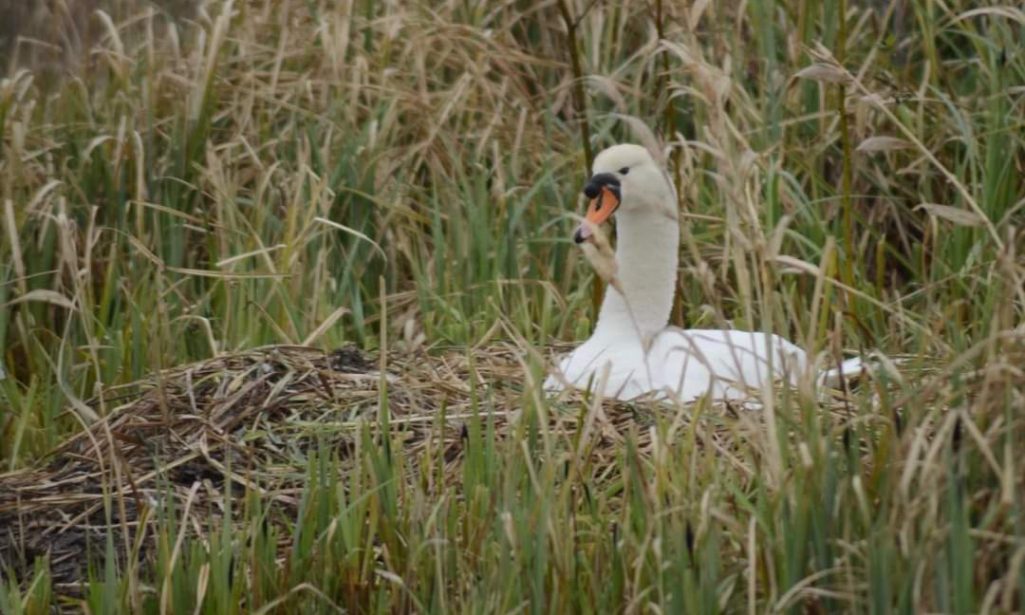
[817,356,867,388]
[651,328,810,401]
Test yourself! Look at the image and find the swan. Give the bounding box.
[544,143,862,403]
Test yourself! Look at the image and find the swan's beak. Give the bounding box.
[574,176,621,244]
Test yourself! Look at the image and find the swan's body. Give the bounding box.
[550,326,811,402]
[544,144,858,403]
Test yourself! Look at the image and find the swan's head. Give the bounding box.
[574,144,675,244]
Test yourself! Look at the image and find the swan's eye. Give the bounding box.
[619,167,630,175]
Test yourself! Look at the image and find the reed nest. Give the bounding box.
[2,343,770,589]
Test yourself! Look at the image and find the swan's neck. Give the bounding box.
[593,209,679,341]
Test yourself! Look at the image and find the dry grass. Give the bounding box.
[0,340,896,603]
[1,344,493,588]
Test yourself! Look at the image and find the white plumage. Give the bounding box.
[544,144,862,403]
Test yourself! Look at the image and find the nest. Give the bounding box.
[0,343,699,590]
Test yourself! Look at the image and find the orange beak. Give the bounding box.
[574,185,621,244]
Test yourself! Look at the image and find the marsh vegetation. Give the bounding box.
[1,0,1024,612]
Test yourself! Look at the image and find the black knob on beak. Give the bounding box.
[583,173,620,199]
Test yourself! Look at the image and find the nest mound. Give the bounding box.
[0,344,676,589]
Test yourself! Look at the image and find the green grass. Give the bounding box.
[2,0,1024,612]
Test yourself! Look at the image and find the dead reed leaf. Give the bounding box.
[3,289,77,311]
[915,203,986,227]
[588,76,628,111]
[578,220,619,288]
[953,7,1025,26]
[611,113,665,165]
[687,0,711,30]
[856,136,913,153]
[794,63,851,85]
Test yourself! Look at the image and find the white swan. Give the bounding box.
[544,144,862,403]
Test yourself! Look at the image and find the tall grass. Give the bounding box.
[1,0,1024,611]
